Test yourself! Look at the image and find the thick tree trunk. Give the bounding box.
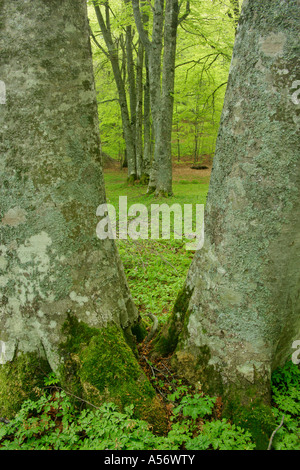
[0,0,165,428]
[155,0,300,444]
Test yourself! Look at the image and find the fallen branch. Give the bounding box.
[267,415,284,450]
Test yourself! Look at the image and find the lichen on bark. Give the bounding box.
[0,0,167,431]
[161,0,300,441]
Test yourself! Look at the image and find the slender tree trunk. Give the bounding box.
[0,0,166,429]
[93,2,137,181]
[132,0,183,196]
[155,0,300,446]
[125,22,137,173]
[142,0,165,194]
[154,0,178,196]
[143,47,152,181]
[135,39,144,179]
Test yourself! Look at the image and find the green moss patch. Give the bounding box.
[0,352,51,419]
[59,315,167,432]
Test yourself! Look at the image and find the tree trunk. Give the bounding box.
[155,0,300,445]
[132,0,181,196]
[154,0,178,196]
[135,39,144,179]
[93,2,137,181]
[0,0,166,429]
[125,22,138,174]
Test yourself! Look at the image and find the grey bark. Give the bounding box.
[125,22,137,169]
[93,1,137,179]
[132,0,187,195]
[135,39,144,178]
[132,0,164,193]
[0,0,138,372]
[143,49,152,177]
[154,0,179,195]
[171,0,300,405]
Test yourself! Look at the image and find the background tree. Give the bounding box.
[155,0,300,446]
[91,0,235,185]
[132,0,190,196]
[92,0,138,180]
[0,0,165,428]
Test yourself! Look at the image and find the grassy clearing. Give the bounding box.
[103,170,209,323]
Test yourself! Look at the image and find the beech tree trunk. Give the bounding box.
[132,0,180,196]
[154,0,178,196]
[0,0,165,428]
[155,0,300,444]
[93,1,137,181]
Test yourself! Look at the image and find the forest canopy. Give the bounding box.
[88,0,235,166]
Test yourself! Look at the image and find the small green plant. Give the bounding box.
[270,361,300,450]
[167,386,255,450]
[189,420,255,450]
[171,392,216,421]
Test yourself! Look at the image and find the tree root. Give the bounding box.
[145,313,158,343]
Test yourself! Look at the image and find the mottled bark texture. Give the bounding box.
[0,0,165,427]
[132,0,179,196]
[93,1,137,180]
[156,0,300,433]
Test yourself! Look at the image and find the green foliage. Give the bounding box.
[1,361,299,450]
[167,385,255,450]
[0,383,252,450]
[0,391,161,450]
[270,361,300,450]
[88,0,234,162]
[104,171,208,322]
[193,420,255,451]
[170,388,216,421]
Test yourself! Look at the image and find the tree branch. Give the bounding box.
[267,415,285,450]
[89,24,109,58]
[178,0,190,24]
[131,0,151,52]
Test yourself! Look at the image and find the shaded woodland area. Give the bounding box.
[0,0,299,452]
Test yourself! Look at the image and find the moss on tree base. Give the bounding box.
[59,315,167,433]
[0,352,51,419]
[127,174,137,186]
[139,173,150,186]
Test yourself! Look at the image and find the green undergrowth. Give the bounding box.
[1,361,299,449]
[103,171,208,322]
[1,172,298,450]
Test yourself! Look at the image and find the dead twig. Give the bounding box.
[267,415,284,450]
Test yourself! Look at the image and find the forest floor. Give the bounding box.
[103,154,212,183]
[103,156,211,323]
[103,156,212,412]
